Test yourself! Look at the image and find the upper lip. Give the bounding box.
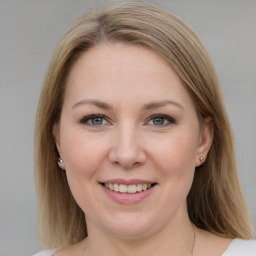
[100,179,156,185]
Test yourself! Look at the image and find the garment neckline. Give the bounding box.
[222,238,238,255]
[47,238,239,256]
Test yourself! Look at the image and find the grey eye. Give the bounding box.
[147,114,176,127]
[80,114,109,126]
[90,117,104,125]
[153,117,165,125]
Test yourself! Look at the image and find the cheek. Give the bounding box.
[149,132,198,181]
[60,132,106,208]
[151,136,197,169]
[60,128,108,184]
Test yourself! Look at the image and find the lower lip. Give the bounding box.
[101,185,156,204]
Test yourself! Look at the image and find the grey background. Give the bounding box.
[0,0,255,255]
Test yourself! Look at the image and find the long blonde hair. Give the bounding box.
[35,1,254,248]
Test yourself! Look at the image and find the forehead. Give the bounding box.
[67,42,174,80]
[64,43,194,109]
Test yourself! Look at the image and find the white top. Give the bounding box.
[32,249,59,256]
[222,239,256,255]
[32,239,256,256]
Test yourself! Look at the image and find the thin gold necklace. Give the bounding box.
[190,224,196,256]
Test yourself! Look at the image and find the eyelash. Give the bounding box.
[80,114,176,127]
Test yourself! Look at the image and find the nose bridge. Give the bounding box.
[118,122,137,151]
[109,121,146,167]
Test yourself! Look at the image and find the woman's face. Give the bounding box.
[55,43,212,238]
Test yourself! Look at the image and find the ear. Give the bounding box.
[195,117,214,167]
[53,123,62,155]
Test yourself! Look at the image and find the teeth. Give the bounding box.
[119,184,128,193]
[104,183,153,193]
[109,183,114,191]
[113,183,119,192]
[128,184,136,193]
[137,184,143,192]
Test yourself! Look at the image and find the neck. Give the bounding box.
[84,215,195,256]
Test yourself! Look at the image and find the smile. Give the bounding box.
[100,180,157,204]
[103,183,153,193]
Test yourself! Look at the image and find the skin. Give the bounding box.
[54,43,231,256]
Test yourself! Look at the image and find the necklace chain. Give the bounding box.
[190,224,196,256]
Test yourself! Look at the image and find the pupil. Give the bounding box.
[92,117,103,125]
[153,118,164,125]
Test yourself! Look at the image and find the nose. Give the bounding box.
[108,123,147,169]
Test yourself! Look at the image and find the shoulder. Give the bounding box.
[223,239,256,256]
[32,249,59,256]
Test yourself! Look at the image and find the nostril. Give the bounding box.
[111,159,142,169]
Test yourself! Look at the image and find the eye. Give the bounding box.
[80,114,109,126]
[147,114,176,127]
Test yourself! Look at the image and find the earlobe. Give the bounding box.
[53,123,65,169]
[195,118,214,167]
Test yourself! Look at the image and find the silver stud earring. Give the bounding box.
[58,158,64,167]
[199,156,205,163]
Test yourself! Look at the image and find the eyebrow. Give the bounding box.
[72,99,183,111]
[72,99,113,110]
[142,100,184,110]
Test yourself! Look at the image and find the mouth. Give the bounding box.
[101,183,157,194]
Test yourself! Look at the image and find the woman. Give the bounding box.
[33,2,255,256]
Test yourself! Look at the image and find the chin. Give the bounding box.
[99,212,157,239]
